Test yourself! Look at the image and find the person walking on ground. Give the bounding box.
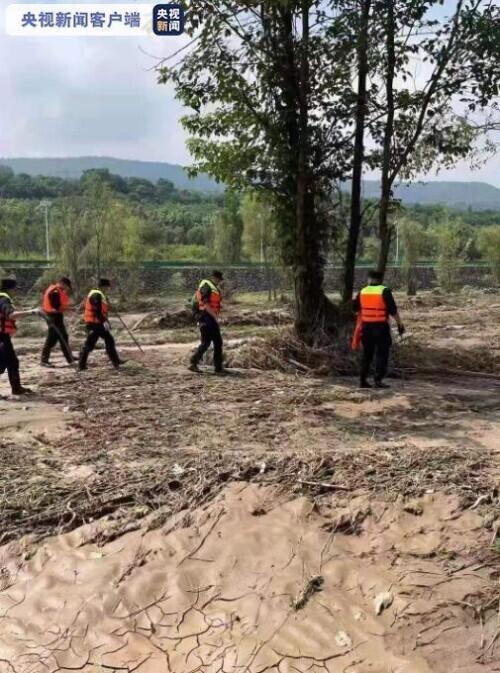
[0,278,38,395]
[189,270,226,375]
[79,279,124,371]
[353,270,405,389]
[40,276,75,367]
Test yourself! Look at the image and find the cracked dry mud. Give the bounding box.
[1,294,499,673]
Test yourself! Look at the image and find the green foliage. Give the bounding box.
[0,165,214,205]
[399,219,432,295]
[240,190,283,300]
[211,191,244,264]
[478,226,500,285]
[0,157,222,193]
[400,219,433,265]
[146,244,208,262]
[0,168,223,263]
[240,192,279,263]
[432,223,468,292]
[159,0,356,283]
[50,201,92,295]
[0,200,44,256]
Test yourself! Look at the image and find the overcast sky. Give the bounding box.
[0,0,499,186]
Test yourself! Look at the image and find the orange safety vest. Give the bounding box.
[42,283,71,314]
[196,279,221,315]
[0,292,17,335]
[359,285,389,323]
[84,289,109,324]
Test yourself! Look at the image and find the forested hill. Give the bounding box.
[1,156,500,209]
[361,180,500,210]
[0,156,222,193]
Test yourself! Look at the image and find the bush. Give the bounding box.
[433,224,466,292]
[478,226,500,286]
[169,271,187,291]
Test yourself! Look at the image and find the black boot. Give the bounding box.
[10,371,32,395]
[360,379,372,389]
[189,352,202,373]
[78,349,89,371]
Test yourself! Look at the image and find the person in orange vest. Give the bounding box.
[0,278,38,395]
[78,279,124,371]
[189,270,226,374]
[40,276,74,367]
[353,270,405,389]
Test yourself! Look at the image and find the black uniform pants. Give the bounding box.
[191,314,223,371]
[0,334,22,392]
[360,322,392,383]
[79,323,120,368]
[41,313,73,363]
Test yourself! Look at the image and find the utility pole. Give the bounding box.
[260,214,264,264]
[38,200,51,260]
[395,221,399,265]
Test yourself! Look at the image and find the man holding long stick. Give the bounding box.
[79,278,125,371]
[0,278,38,395]
[40,276,75,367]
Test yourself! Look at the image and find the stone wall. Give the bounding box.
[0,263,494,296]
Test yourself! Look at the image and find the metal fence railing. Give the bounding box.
[0,259,491,269]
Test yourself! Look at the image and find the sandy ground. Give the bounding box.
[0,292,499,672]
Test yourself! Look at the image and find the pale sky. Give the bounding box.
[0,0,499,186]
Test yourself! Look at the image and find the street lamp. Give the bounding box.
[37,200,51,261]
[388,198,402,266]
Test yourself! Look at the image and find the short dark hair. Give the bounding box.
[59,276,72,288]
[212,270,224,281]
[1,278,17,291]
[368,270,384,283]
[99,278,111,288]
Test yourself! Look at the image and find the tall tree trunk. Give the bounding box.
[294,1,328,340]
[342,0,371,304]
[270,1,331,339]
[295,187,327,338]
[377,0,396,275]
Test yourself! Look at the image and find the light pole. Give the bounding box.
[395,221,399,265]
[38,200,51,260]
[260,214,264,264]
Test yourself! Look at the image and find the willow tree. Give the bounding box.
[158,1,355,341]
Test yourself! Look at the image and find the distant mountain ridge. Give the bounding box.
[361,180,500,210]
[1,156,500,209]
[0,156,223,193]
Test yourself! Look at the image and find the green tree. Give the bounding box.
[51,201,92,295]
[241,191,280,300]
[432,222,467,292]
[211,191,244,264]
[0,200,43,257]
[399,219,430,295]
[82,174,118,279]
[478,226,500,285]
[158,1,355,339]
